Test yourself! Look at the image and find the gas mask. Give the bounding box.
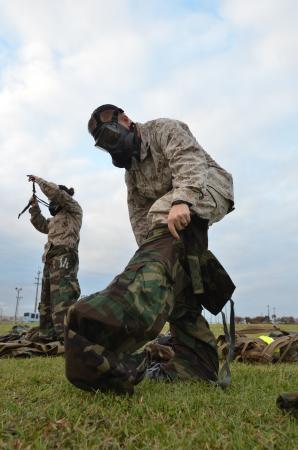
[48,201,62,216]
[92,108,140,170]
[48,186,73,216]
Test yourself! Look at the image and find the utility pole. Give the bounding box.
[272,307,276,323]
[34,269,41,313]
[267,304,270,321]
[14,287,23,322]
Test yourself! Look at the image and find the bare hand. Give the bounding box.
[30,195,37,206]
[167,203,191,240]
[27,175,36,182]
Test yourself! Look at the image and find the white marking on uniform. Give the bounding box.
[60,257,69,269]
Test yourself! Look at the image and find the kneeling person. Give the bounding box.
[64,105,234,394]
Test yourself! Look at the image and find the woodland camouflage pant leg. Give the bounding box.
[39,247,80,339]
[64,230,181,394]
[39,263,55,337]
[50,249,80,338]
[65,227,219,394]
[165,283,219,382]
[160,217,219,382]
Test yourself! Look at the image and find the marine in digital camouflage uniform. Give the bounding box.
[29,176,82,340]
[64,105,234,394]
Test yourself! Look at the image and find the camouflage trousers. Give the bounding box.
[65,227,218,394]
[39,245,80,340]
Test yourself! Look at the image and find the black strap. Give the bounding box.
[217,299,235,389]
[35,195,49,207]
[112,109,119,122]
[17,181,49,219]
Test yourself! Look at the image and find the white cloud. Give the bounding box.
[0,0,297,317]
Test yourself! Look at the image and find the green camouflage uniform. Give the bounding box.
[30,178,82,339]
[65,225,218,393]
[65,118,234,393]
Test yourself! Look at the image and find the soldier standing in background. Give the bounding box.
[64,105,234,394]
[28,176,82,341]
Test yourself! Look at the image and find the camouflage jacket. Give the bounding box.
[125,119,234,245]
[29,178,83,262]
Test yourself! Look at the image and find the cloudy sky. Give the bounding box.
[0,0,297,320]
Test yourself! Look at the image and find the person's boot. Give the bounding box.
[145,363,175,381]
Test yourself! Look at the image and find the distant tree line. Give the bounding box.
[235,316,298,324]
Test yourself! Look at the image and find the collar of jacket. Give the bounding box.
[135,122,150,162]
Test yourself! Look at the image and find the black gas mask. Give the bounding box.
[91,107,140,170]
[48,201,62,216]
[48,185,74,216]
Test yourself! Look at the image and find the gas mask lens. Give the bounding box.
[92,112,140,170]
[95,123,121,149]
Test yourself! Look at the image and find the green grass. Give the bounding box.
[0,322,17,335]
[0,322,297,449]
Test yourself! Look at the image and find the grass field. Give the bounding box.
[0,322,297,450]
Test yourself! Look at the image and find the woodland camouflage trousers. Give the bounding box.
[64,227,218,394]
[39,245,80,339]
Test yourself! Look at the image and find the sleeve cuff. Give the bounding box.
[172,187,204,206]
[171,200,192,207]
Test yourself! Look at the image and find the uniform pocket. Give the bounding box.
[114,263,145,289]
